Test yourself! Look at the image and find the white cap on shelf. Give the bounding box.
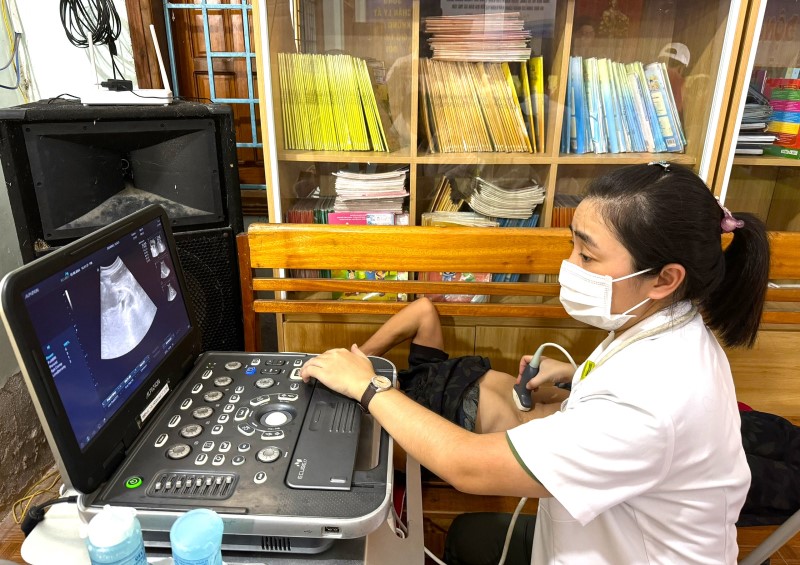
[659,42,690,67]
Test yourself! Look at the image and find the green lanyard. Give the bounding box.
[580,306,699,381]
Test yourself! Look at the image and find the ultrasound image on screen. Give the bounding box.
[99,257,158,359]
[23,218,192,449]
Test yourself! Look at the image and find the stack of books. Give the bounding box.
[551,194,583,228]
[427,176,464,213]
[332,169,408,214]
[562,56,685,154]
[423,12,531,62]
[277,53,391,152]
[736,85,775,155]
[284,195,335,225]
[763,79,800,159]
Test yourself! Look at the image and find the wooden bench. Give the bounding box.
[236,223,800,556]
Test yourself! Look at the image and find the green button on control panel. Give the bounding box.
[125,476,143,489]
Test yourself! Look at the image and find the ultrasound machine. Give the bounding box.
[0,205,409,559]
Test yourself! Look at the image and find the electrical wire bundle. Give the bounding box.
[0,0,21,93]
[59,0,125,80]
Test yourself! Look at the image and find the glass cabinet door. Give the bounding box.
[254,0,743,228]
[721,0,800,231]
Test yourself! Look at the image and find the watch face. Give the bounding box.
[372,375,392,390]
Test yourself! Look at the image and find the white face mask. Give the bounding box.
[558,260,653,331]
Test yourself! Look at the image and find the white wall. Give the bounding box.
[0,8,49,512]
[15,0,135,99]
[0,10,25,388]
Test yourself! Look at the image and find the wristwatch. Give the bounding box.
[359,375,393,414]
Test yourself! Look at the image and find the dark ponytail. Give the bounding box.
[585,163,770,348]
[704,214,769,348]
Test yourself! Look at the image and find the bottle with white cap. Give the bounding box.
[170,508,223,565]
[84,505,148,565]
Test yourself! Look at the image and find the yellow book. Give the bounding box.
[313,55,334,150]
[296,54,314,149]
[448,61,475,151]
[277,53,292,149]
[286,53,303,149]
[342,55,369,150]
[427,60,453,151]
[458,62,491,151]
[283,53,300,150]
[418,59,437,153]
[324,55,348,150]
[488,63,518,151]
[528,56,545,153]
[470,62,502,151]
[501,61,532,152]
[354,57,385,151]
[520,62,537,152]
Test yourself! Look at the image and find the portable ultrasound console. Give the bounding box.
[0,205,395,554]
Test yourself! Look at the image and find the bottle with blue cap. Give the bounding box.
[170,508,224,565]
[84,505,148,565]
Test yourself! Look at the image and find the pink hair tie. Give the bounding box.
[720,204,744,233]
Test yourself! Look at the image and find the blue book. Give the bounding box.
[562,67,574,153]
[613,61,645,152]
[570,57,590,153]
[583,58,607,154]
[631,62,667,152]
[597,58,621,154]
[624,63,657,152]
[644,62,684,152]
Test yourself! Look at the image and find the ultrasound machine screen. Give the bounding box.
[21,217,191,450]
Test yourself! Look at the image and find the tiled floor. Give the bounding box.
[2,507,799,563]
[738,525,800,564]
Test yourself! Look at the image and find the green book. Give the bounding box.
[762,145,800,159]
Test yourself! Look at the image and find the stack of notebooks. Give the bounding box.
[426,175,544,222]
[466,177,545,220]
[735,85,775,155]
[332,169,409,214]
[420,57,546,153]
[423,12,532,62]
[421,211,498,227]
[277,52,391,152]
[562,56,685,154]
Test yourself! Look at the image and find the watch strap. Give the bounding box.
[359,376,391,414]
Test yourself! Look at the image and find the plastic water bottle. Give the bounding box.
[170,508,224,565]
[84,505,148,565]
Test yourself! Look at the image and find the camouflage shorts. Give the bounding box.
[398,343,491,432]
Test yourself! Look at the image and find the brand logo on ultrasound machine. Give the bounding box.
[294,458,307,480]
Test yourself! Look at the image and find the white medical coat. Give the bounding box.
[506,300,750,564]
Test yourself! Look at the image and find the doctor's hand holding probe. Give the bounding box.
[301,162,770,565]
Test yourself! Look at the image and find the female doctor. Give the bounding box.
[300,162,770,564]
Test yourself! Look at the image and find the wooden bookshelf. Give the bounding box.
[253,0,747,228]
[250,0,761,385]
[734,156,800,168]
